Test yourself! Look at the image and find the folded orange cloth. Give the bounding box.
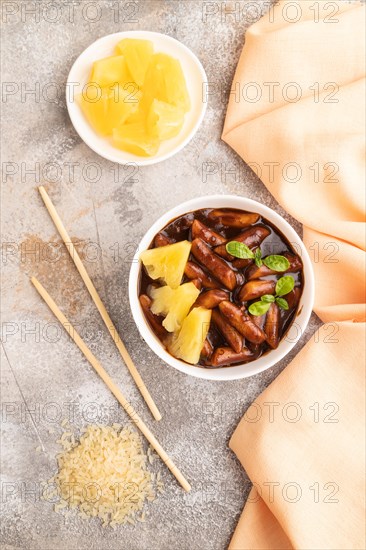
[222,2,366,549]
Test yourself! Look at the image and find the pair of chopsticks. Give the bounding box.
[33,186,190,492]
[38,186,161,421]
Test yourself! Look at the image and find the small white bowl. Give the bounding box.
[129,195,314,381]
[66,31,207,166]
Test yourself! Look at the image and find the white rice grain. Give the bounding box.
[50,424,158,527]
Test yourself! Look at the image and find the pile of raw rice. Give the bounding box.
[47,423,163,527]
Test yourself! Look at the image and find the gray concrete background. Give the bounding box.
[1,1,320,549]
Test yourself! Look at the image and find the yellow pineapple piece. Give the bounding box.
[115,38,153,86]
[147,99,185,140]
[112,122,159,157]
[77,90,110,136]
[143,53,191,112]
[140,241,191,288]
[168,307,212,365]
[108,84,140,130]
[149,282,199,332]
[78,85,139,137]
[90,55,131,87]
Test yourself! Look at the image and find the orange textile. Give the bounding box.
[222,2,366,548]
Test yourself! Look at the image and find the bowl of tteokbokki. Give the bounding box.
[129,196,314,380]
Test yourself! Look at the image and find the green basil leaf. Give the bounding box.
[276,297,289,310]
[263,254,290,272]
[261,294,275,303]
[248,301,271,316]
[275,276,295,296]
[254,248,263,267]
[226,241,254,259]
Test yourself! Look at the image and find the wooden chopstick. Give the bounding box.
[31,276,190,492]
[38,185,161,422]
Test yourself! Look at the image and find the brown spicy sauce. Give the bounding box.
[139,208,304,368]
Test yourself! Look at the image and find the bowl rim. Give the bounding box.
[66,30,208,166]
[129,195,315,381]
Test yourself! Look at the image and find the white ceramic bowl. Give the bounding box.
[129,195,314,381]
[66,31,207,166]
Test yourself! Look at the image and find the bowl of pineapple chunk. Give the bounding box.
[66,31,207,165]
[129,196,314,380]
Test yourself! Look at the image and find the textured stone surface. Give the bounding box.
[1,1,321,549]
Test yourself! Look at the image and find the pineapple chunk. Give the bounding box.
[149,282,200,332]
[77,89,110,136]
[90,55,131,87]
[115,38,153,86]
[143,53,191,112]
[147,99,185,140]
[140,241,191,289]
[113,122,160,157]
[78,85,140,137]
[107,85,140,131]
[168,307,212,365]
